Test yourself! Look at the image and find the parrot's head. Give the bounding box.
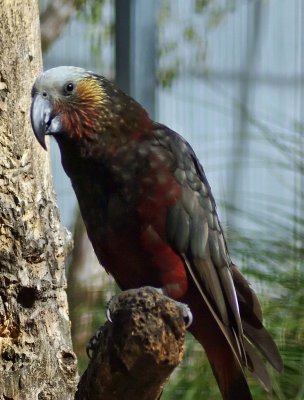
[31,66,148,150]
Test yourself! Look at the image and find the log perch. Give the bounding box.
[75,287,186,400]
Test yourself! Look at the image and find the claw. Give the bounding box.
[86,343,93,359]
[106,307,112,323]
[86,326,103,358]
[155,287,193,328]
[181,304,193,328]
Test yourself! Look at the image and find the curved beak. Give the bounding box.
[30,94,53,150]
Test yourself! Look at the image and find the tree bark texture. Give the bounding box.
[0,1,78,398]
[76,287,186,400]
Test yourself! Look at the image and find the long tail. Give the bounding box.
[231,265,283,377]
[182,265,283,399]
[183,279,253,400]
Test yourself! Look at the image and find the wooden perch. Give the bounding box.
[75,287,186,400]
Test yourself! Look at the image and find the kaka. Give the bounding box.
[30,66,283,400]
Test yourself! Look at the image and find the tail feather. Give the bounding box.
[181,260,282,399]
[244,337,272,391]
[183,280,253,400]
[231,265,283,373]
[243,320,283,372]
[210,358,253,400]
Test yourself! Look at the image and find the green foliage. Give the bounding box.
[157,0,237,87]
[240,244,304,400]
[76,0,107,24]
[183,26,197,41]
[195,0,213,13]
[162,337,222,399]
[158,63,180,89]
[76,0,114,71]
[70,279,119,374]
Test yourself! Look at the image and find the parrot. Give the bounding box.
[30,66,283,400]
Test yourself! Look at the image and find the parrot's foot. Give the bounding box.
[105,288,193,328]
[155,287,193,328]
[86,325,104,359]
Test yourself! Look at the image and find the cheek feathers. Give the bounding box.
[54,78,110,138]
[76,78,107,106]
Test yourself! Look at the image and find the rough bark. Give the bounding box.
[75,287,186,400]
[0,1,78,398]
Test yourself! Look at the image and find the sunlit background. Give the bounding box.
[40,1,303,398]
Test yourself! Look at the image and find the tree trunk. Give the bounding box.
[0,1,78,398]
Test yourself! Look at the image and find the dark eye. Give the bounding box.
[64,82,74,94]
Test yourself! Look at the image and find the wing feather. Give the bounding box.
[182,255,244,366]
[153,123,282,390]
[160,124,246,362]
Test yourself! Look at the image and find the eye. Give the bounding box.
[64,82,74,94]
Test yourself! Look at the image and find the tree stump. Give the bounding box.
[76,287,186,400]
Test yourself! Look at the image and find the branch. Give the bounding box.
[40,0,76,52]
[75,287,186,400]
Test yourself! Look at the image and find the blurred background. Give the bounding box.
[40,0,303,398]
